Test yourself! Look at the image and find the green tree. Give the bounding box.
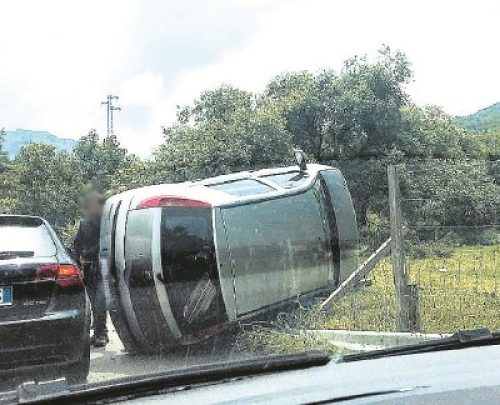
[73,130,131,192]
[0,129,7,165]
[0,129,14,213]
[177,86,254,125]
[10,143,82,229]
[265,46,412,161]
[155,87,293,181]
[398,105,483,159]
[109,156,156,194]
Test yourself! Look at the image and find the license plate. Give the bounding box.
[0,286,13,306]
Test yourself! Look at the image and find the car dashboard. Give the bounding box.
[122,344,500,404]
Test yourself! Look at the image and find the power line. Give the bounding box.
[101,94,122,136]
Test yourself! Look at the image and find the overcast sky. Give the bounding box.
[1,0,499,156]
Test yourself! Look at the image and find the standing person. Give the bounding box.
[72,191,108,348]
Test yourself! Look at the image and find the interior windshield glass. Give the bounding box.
[0,0,498,400]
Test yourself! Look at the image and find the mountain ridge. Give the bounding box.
[2,129,77,159]
[2,102,499,159]
[456,102,500,131]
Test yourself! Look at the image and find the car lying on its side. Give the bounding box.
[0,215,90,384]
[100,160,359,353]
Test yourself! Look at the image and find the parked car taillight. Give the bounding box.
[36,264,84,287]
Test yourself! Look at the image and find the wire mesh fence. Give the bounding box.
[401,160,499,333]
[316,159,499,334]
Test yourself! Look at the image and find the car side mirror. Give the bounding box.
[294,149,307,171]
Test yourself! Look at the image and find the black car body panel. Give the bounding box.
[0,215,90,383]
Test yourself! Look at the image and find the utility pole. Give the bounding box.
[101,94,122,136]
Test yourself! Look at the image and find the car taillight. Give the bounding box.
[36,264,84,287]
[137,196,211,209]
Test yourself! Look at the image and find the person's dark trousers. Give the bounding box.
[84,262,108,340]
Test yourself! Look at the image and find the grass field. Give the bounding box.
[239,243,500,355]
[319,243,500,333]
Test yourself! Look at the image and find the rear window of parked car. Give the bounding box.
[0,216,57,259]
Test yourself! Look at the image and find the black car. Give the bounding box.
[0,215,90,384]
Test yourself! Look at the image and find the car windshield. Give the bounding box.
[0,0,499,401]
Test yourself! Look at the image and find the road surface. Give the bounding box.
[89,318,244,384]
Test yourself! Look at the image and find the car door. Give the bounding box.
[221,189,331,316]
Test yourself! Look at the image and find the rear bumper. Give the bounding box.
[0,310,88,374]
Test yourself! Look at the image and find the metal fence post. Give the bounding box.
[407,283,421,331]
[388,165,413,331]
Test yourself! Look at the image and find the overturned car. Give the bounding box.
[100,159,358,352]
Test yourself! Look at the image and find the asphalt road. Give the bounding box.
[88,318,244,384]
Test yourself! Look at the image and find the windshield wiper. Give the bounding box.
[340,328,500,363]
[5,351,329,404]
